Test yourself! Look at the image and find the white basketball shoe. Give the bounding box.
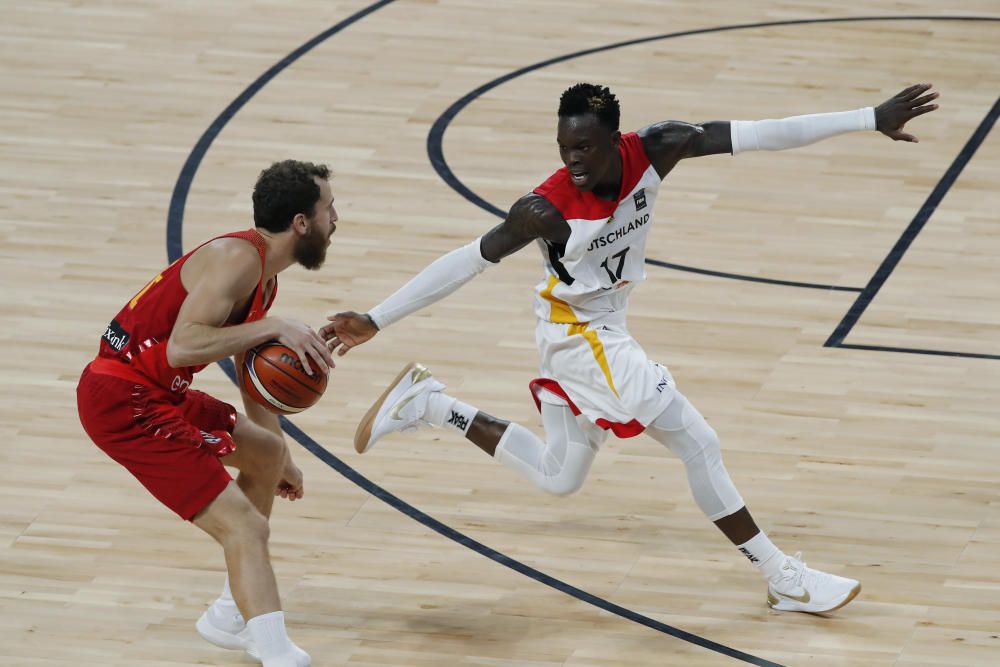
[767,552,861,613]
[354,362,445,453]
[196,604,259,660]
[197,605,311,665]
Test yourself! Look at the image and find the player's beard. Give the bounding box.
[293,219,329,270]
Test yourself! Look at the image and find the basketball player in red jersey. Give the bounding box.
[77,160,336,666]
[325,83,938,614]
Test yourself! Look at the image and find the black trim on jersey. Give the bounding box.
[545,240,575,285]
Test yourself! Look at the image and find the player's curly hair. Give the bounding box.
[252,160,331,232]
[558,83,620,132]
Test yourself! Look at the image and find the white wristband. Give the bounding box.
[731,107,876,154]
[367,238,494,330]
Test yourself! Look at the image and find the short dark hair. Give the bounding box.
[558,83,620,132]
[252,160,331,232]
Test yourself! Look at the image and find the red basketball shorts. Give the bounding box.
[77,362,238,521]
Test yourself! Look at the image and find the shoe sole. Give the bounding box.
[768,582,862,614]
[354,362,419,454]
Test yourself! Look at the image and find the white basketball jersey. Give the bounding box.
[532,132,661,324]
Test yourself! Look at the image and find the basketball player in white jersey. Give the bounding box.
[323,82,938,613]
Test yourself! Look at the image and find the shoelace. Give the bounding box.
[772,552,808,592]
[788,552,807,590]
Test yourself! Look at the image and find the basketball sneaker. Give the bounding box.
[196,604,259,660]
[197,605,311,665]
[767,552,861,613]
[354,362,445,453]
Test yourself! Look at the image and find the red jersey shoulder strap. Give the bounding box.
[533,131,652,221]
[212,229,277,317]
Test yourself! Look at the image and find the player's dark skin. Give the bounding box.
[325,83,938,544]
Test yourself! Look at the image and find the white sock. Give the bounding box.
[246,611,294,662]
[424,392,477,435]
[217,575,237,608]
[736,531,785,580]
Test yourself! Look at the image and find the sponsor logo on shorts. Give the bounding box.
[170,376,190,393]
[102,319,131,352]
[200,431,222,445]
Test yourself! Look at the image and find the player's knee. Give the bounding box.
[226,503,270,546]
[201,491,270,547]
[256,431,286,469]
[653,397,722,465]
[541,474,585,497]
[237,427,286,474]
[688,414,721,464]
[538,461,588,496]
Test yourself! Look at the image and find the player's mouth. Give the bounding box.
[570,170,588,186]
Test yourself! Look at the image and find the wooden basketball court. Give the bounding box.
[2,1,998,665]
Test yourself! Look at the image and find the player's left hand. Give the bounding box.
[276,460,304,501]
[321,311,379,357]
[875,83,939,143]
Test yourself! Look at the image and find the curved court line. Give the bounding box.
[163,2,782,664]
[645,258,863,293]
[426,15,1000,294]
[166,0,397,261]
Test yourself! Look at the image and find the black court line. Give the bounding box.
[166,0,397,261]
[825,95,1000,355]
[837,343,1000,361]
[645,258,863,292]
[426,15,1000,328]
[164,2,783,665]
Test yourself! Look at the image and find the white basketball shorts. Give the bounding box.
[530,314,676,438]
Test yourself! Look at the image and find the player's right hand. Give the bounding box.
[321,311,379,356]
[273,317,334,376]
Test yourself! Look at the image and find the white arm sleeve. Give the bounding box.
[730,107,877,154]
[367,238,494,330]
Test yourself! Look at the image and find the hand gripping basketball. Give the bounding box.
[241,342,328,414]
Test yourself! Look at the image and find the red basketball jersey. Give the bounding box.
[96,229,277,394]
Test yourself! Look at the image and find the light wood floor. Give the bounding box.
[2,1,999,665]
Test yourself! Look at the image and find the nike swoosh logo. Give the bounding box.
[389,392,419,420]
[388,364,433,420]
[776,589,810,603]
[409,364,432,384]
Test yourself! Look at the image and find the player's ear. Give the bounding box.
[291,212,309,235]
[611,130,622,147]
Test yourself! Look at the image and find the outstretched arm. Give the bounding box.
[639,84,940,177]
[322,193,561,355]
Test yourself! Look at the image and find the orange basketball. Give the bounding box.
[240,342,328,415]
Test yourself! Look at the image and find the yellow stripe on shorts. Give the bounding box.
[568,323,619,398]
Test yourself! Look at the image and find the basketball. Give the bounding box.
[240,342,328,414]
